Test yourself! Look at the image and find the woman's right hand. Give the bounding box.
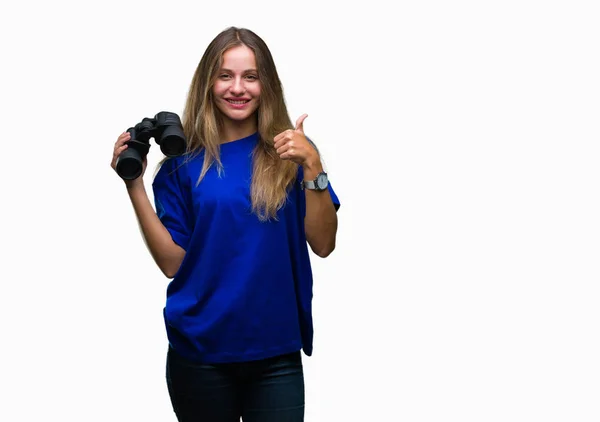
[111,131,147,188]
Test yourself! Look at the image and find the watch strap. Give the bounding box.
[303,179,317,190]
[302,171,328,191]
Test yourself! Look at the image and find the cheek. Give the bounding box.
[212,82,226,96]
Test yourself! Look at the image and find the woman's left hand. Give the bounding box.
[274,114,319,167]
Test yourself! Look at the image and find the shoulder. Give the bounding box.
[153,153,195,186]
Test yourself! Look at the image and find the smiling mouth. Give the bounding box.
[226,99,250,104]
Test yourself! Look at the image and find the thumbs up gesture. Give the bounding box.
[273,114,319,167]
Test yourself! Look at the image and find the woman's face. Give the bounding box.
[213,45,261,125]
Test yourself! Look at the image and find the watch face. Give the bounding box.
[317,173,328,190]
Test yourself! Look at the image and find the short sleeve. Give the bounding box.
[328,182,341,212]
[152,157,193,250]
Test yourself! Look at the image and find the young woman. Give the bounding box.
[111,26,340,422]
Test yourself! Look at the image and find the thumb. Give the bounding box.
[295,113,308,133]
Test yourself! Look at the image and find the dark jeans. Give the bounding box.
[166,346,305,422]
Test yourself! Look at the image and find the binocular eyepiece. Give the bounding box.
[115,111,187,180]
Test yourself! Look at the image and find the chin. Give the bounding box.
[217,100,258,120]
[224,113,253,122]
[220,109,259,122]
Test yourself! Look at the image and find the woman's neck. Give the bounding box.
[221,118,258,144]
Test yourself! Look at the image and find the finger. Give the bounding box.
[273,138,285,150]
[276,143,290,156]
[279,149,294,160]
[295,114,308,133]
[273,132,285,144]
[275,136,296,151]
[274,136,289,150]
[115,132,131,147]
[112,144,128,160]
[111,144,129,169]
[274,129,293,146]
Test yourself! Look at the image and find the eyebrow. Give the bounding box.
[220,68,258,73]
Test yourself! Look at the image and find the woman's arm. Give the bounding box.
[126,183,186,278]
[273,115,339,257]
[302,157,338,258]
[113,131,186,278]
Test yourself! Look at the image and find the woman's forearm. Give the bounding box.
[303,160,338,258]
[127,184,186,278]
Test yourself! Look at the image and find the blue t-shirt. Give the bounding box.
[152,132,340,364]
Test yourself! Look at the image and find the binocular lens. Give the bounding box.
[160,125,186,157]
[116,147,143,180]
[161,136,186,157]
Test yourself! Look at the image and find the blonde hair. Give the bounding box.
[174,26,298,221]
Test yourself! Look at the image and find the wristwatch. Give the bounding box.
[303,171,329,191]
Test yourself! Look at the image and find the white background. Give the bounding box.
[1,0,599,421]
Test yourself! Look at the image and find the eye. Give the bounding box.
[219,74,231,80]
[245,75,258,81]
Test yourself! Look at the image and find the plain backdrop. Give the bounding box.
[1,0,599,421]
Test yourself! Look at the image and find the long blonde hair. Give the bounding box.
[178,26,298,221]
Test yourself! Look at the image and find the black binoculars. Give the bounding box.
[115,111,187,180]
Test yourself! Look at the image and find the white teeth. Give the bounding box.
[228,100,249,104]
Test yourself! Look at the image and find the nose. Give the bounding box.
[230,77,246,96]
